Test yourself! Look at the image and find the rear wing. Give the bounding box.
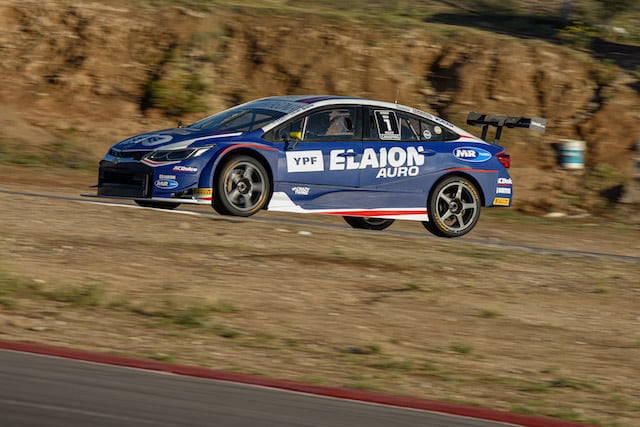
[466,112,547,144]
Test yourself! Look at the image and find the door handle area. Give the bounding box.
[420,149,437,156]
[338,152,357,157]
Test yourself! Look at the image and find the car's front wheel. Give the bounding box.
[214,155,271,217]
[135,200,180,210]
[343,216,395,231]
[422,176,481,238]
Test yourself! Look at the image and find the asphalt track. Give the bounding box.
[0,342,600,427]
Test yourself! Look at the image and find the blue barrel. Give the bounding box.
[558,139,586,169]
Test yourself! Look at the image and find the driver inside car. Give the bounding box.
[324,110,353,136]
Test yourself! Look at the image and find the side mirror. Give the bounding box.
[282,131,302,149]
[289,131,302,149]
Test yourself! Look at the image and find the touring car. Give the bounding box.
[94,95,545,237]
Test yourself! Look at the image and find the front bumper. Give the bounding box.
[98,160,152,198]
[97,160,212,204]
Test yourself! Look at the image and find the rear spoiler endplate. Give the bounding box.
[466,112,547,144]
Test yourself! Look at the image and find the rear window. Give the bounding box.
[369,110,459,142]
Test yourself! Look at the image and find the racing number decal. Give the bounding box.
[382,113,393,132]
[375,111,401,141]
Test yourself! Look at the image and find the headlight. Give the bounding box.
[144,146,214,162]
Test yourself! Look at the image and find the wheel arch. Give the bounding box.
[428,172,486,207]
[212,147,275,206]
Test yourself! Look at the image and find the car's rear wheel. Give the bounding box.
[135,200,180,210]
[422,176,481,238]
[214,155,270,217]
[343,216,395,231]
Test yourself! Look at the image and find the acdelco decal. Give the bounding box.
[173,165,198,173]
[453,147,491,162]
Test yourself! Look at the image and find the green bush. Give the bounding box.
[144,60,208,117]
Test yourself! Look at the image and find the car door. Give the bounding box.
[359,108,451,192]
[275,106,363,187]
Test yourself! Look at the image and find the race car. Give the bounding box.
[94,95,546,237]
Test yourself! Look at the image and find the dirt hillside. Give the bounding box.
[1,0,639,214]
[1,4,640,426]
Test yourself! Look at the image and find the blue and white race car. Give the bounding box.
[95,95,545,237]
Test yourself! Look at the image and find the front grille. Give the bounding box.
[109,149,150,160]
[98,160,153,198]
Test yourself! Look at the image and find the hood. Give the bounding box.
[112,128,244,151]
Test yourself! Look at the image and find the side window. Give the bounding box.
[371,110,428,142]
[273,118,303,142]
[363,108,461,143]
[399,115,421,141]
[371,110,401,141]
[419,119,459,141]
[303,108,357,141]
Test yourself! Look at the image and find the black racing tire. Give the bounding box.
[135,200,180,210]
[422,176,481,238]
[343,216,395,231]
[213,155,271,217]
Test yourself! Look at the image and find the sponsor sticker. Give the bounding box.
[194,188,212,197]
[497,177,512,185]
[496,187,512,195]
[493,197,511,206]
[292,186,310,195]
[530,117,547,133]
[173,165,198,173]
[286,147,427,180]
[286,150,324,172]
[155,179,179,189]
[431,115,456,129]
[453,147,492,162]
[331,146,425,171]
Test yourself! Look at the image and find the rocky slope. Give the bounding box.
[1,0,639,214]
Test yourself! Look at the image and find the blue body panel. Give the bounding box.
[97,96,513,222]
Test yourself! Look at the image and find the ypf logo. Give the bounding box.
[286,150,324,172]
[453,147,491,162]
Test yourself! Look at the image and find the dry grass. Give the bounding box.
[1,178,639,426]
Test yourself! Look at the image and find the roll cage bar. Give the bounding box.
[467,112,547,144]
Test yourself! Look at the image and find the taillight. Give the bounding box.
[497,150,511,169]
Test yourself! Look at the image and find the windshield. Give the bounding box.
[189,107,287,132]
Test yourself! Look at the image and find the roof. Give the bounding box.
[257,95,473,139]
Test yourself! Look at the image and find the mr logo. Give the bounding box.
[456,149,477,158]
[286,150,324,172]
[453,147,491,163]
